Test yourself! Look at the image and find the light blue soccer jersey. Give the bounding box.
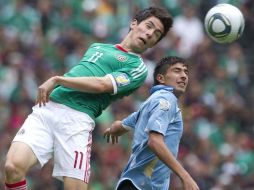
[117,85,184,190]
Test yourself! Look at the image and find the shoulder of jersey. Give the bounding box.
[90,43,102,49]
[91,43,112,48]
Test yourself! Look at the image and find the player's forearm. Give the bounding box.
[148,133,190,180]
[54,76,113,93]
[111,121,129,136]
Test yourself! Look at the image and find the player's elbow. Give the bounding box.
[96,77,113,93]
[148,136,158,151]
[95,82,109,93]
[148,132,163,151]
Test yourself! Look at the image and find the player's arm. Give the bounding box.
[148,132,199,190]
[104,111,139,144]
[36,75,113,106]
[103,121,129,144]
[55,75,113,93]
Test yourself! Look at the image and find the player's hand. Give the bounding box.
[36,76,58,107]
[103,128,119,144]
[181,174,200,190]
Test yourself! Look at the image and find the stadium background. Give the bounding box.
[0,0,254,189]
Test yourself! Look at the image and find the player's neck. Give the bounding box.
[118,41,132,52]
[119,41,143,55]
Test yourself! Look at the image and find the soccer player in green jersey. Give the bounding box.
[4,7,173,190]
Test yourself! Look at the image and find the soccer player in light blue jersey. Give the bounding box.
[4,7,173,190]
[104,56,199,190]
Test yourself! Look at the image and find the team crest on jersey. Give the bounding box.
[115,73,130,87]
[116,54,127,62]
[159,99,170,111]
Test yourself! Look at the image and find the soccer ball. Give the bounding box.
[204,4,245,44]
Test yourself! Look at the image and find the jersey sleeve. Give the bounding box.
[146,95,177,136]
[107,58,148,95]
[121,111,140,130]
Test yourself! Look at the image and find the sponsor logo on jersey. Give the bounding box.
[159,99,170,111]
[116,54,127,62]
[115,73,130,87]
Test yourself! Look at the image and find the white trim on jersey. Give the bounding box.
[128,52,141,57]
[121,123,133,131]
[106,74,118,95]
[133,66,147,79]
[130,61,147,79]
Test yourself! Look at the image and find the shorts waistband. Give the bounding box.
[48,101,94,122]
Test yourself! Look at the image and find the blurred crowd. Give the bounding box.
[0,0,254,190]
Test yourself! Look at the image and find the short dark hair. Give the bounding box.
[153,56,187,85]
[133,7,173,41]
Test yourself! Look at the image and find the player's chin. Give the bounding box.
[137,45,148,53]
[175,87,186,94]
[133,45,146,54]
[136,41,149,51]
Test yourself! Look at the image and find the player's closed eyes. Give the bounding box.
[145,24,152,29]
[172,68,189,75]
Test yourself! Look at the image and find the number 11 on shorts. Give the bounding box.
[74,151,83,169]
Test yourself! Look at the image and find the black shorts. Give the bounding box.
[117,179,138,190]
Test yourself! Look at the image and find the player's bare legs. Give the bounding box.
[4,142,38,183]
[64,177,88,190]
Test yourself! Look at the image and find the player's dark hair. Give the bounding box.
[153,56,187,85]
[133,7,173,41]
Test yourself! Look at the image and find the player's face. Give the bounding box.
[161,63,189,96]
[129,16,164,53]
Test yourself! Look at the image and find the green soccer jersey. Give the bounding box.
[50,43,148,119]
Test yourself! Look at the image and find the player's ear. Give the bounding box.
[156,74,165,84]
[130,19,138,29]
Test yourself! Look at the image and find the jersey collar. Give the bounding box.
[115,44,141,57]
[150,85,174,95]
[115,44,128,52]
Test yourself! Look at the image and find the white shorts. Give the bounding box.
[13,101,95,183]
